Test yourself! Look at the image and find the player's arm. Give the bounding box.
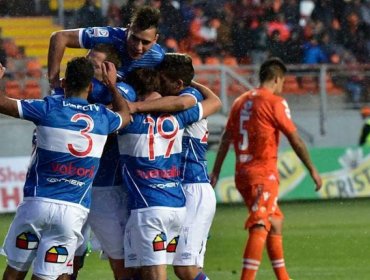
[285,131,322,191]
[130,94,196,114]
[102,61,131,129]
[210,128,232,187]
[192,80,221,117]
[48,29,80,89]
[0,64,19,118]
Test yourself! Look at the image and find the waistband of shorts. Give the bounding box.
[23,197,89,213]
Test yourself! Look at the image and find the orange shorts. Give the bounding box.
[235,178,283,231]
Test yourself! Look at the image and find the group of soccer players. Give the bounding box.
[1,5,221,280]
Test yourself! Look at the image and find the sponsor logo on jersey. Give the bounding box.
[148,182,179,189]
[47,177,85,187]
[45,246,68,263]
[62,101,100,111]
[152,232,166,251]
[51,162,95,178]
[93,28,109,37]
[16,232,39,250]
[166,236,179,253]
[136,166,180,179]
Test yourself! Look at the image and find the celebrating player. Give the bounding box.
[48,5,164,88]
[210,57,322,280]
[0,58,130,280]
[129,53,221,280]
[118,65,220,280]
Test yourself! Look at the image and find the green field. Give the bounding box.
[1,199,370,279]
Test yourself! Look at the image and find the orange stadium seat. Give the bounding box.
[26,58,42,78]
[283,75,302,94]
[223,55,238,67]
[23,80,41,99]
[5,80,22,98]
[300,76,318,93]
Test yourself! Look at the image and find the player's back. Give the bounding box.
[228,88,296,182]
[118,104,202,210]
[180,87,210,184]
[22,96,121,209]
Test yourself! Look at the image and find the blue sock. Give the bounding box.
[194,271,209,280]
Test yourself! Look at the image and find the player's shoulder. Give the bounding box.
[180,86,203,101]
[116,81,137,102]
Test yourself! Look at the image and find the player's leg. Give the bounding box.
[140,264,167,280]
[236,182,276,280]
[32,202,87,280]
[2,265,28,280]
[266,209,291,280]
[70,223,91,280]
[88,185,134,280]
[173,183,216,280]
[2,201,41,280]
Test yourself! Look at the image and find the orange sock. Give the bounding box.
[266,234,290,280]
[241,229,268,280]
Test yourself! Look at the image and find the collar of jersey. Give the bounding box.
[63,96,90,104]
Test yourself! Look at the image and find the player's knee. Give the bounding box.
[173,266,199,280]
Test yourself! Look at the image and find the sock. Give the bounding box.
[241,229,268,280]
[194,271,209,280]
[266,234,290,280]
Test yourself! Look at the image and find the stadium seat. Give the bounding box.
[300,76,318,93]
[5,80,22,98]
[26,58,42,78]
[23,79,41,99]
[283,75,302,94]
[223,55,238,67]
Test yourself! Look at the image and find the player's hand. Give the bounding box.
[0,63,6,79]
[311,169,322,192]
[209,172,219,188]
[102,61,117,88]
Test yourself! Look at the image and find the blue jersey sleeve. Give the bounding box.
[178,103,202,126]
[179,87,203,103]
[116,82,137,102]
[79,27,127,49]
[18,98,49,124]
[105,107,123,133]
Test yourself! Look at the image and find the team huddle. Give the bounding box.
[0,6,220,280]
[0,5,323,280]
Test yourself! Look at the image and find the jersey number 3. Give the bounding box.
[67,113,94,157]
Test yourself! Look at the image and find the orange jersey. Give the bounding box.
[226,87,296,184]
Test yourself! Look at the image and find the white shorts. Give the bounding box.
[173,183,216,267]
[87,186,129,259]
[124,206,186,267]
[1,198,88,278]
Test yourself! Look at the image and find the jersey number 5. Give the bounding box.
[67,113,94,157]
[145,114,179,160]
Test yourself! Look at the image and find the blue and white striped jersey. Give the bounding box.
[79,27,165,79]
[19,96,122,209]
[118,103,203,210]
[179,87,210,184]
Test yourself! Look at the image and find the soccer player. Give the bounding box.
[129,53,220,280]
[47,5,164,89]
[118,66,221,280]
[210,57,323,280]
[0,58,130,280]
[71,45,137,280]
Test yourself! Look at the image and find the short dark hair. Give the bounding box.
[259,57,287,84]
[65,57,94,95]
[93,44,121,68]
[130,6,160,31]
[126,68,160,97]
[159,53,194,86]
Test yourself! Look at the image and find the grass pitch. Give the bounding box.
[1,199,370,279]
